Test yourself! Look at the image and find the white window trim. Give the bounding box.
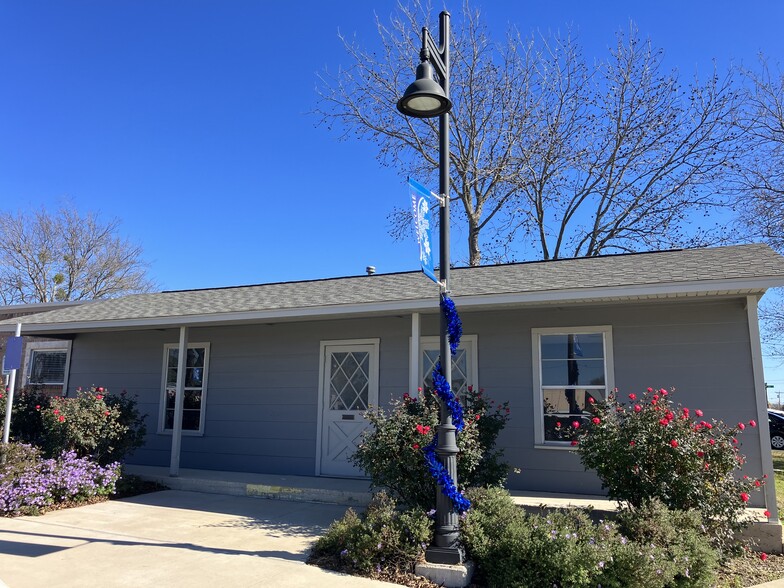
[415,335,478,398]
[532,326,614,448]
[158,342,210,436]
[23,340,72,393]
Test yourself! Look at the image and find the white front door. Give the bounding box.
[318,341,379,477]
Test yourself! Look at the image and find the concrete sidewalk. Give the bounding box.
[0,490,401,588]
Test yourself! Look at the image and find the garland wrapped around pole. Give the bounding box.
[422,293,471,514]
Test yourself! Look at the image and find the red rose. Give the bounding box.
[709,439,716,446]
[570,440,578,446]
[740,492,750,503]
[669,440,678,448]
[697,451,704,457]
[58,415,65,422]
[760,553,768,561]
[95,394,103,400]
[588,397,595,404]
[634,405,642,413]
[738,422,746,430]
[749,420,757,428]
[592,417,601,425]
[96,387,104,393]
[571,421,580,429]
[628,393,637,400]
[412,443,420,450]
[695,409,703,417]
[764,510,771,517]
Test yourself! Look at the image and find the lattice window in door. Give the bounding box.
[423,347,469,400]
[329,351,370,411]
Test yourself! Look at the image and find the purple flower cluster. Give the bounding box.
[0,446,120,515]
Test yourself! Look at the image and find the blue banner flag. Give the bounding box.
[409,178,438,284]
[3,336,23,371]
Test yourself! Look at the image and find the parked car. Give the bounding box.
[769,410,784,450]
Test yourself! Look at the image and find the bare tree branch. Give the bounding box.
[0,206,156,304]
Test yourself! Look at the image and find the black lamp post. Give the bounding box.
[397,11,463,565]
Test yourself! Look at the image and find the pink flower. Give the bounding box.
[732,438,738,444]
[709,438,716,446]
[35,405,41,410]
[104,410,110,416]
[634,405,642,413]
[764,510,771,517]
[96,387,104,393]
[740,492,750,503]
[629,393,637,400]
[659,418,669,426]
[571,421,580,429]
[467,385,473,392]
[592,417,601,425]
[58,415,65,422]
[653,395,659,402]
[760,553,768,561]
[660,389,668,396]
[738,422,746,430]
[670,439,678,448]
[629,440,636,446]
[403,393,410,399]
[95,394,103,400]
[587,397,595,404]
[682,407,690,415]
[749,420,757,428]
[647,387,653,393]
[53,409,60,415]
[570,440,578,446]
[695,409,703,417]
[412,443,420,450]
[475,414,481,421]
[697,451,704,457]
[755,480,762,487]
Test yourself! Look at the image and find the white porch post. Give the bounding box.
[169,326,189,477]
[2,322,22,445]
[747,295,779,521]
[409,313,421,396]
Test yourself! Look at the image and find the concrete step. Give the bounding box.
[123,464,373,507]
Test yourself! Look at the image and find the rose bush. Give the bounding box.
[573,387,763,553]
[41,386,146,464]
[351,386,510,511]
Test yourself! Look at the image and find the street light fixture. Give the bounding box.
[397,11,464,566]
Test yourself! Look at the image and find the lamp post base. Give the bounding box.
[425,544,465,565]
[415,559,474,588]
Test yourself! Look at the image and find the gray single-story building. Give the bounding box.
[2,243,782,513]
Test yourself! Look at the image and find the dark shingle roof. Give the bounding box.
[4,244,784,333]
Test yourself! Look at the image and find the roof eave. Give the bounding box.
[2,277,779,335]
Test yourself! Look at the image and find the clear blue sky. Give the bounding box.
[3,1,784,395]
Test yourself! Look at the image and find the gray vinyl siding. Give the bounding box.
[64,296,763,501]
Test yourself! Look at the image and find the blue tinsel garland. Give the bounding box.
[423,433,472,514]
[422,292,470,513]
[440,294,463,356]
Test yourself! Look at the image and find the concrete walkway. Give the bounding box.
[0,490,401,588]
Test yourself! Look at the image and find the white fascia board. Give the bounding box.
[3,276,781,334]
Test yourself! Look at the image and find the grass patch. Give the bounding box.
[772,450,784,472]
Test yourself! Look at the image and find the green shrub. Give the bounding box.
[309,492,432,578]
[351,387,509,511]
[574,387,763,553]
[461,487,717,588]
[40,386,146,465]
[0,388,49,446]
[615,500,718,586]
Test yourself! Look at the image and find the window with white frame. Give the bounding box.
[420,335,477,400]
[24,341,72,393]
[159,343,209,434]
[532,327,613,445]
